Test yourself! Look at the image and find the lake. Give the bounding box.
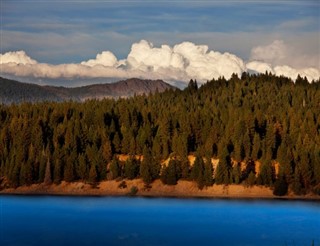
[0,196,319,246]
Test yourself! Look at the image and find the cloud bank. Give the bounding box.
[1,40,319,86]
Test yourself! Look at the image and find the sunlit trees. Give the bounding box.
[215,148,232,185]
[0,73,319,195]
[161,159,179,185]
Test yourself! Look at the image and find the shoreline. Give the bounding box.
[1,179,319,201]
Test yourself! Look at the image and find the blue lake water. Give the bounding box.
[0,196,319,246]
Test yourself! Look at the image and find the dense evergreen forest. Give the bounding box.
[0,73,319,196]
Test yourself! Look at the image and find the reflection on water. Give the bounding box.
[0,196,319,246]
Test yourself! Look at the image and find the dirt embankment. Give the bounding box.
[1,179,319,200]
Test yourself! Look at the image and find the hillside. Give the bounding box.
[0,77,175,104]
[0,73,319,197]
[0,77,61,103]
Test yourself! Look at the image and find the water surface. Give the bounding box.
[0,196,319,246]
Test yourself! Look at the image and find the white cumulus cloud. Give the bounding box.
[250,40,287,65]
[274,66,320,82]
[0,50,37,65]
[247,40,320,82]
[80,51,118,67]
[1,40,319,86]
[246,61,274,74]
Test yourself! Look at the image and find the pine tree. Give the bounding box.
[258,159,274,186]
[53,159,62,184]
[191,154,205,189]
[292,167,303,195]
[161,160,178,185]
[246,171,256,187]
[140,146,153,184]
[232,164,241,184]
[273,173,288,196]
[88,164,97,184]
[251,133,261,160]
[124,156,139,180]
[64,161,74,182]
[204,157,213,186]
[78,154,87,181]
[215,148,232,185]
[109,157,121,180]
[180,156,190,179]
[112,132,121,153]
[44,158,52,185]
[102,140,113,162]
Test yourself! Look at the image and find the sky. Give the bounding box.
[1,0,319,87]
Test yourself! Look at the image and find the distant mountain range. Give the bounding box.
[0,77,176,104]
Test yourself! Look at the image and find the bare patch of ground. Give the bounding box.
[1,179,319,200]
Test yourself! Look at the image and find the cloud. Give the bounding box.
[0,51,37,65]
[247,39,320,82]
[81,51,118,67]
[250,40,287,65]
[246,61,320,82]
[249,39,320,69]
[127,40,186,71]
[274,66,320,82]
[246,61,274,74]
[172,41,246,80]
[1,40,319,87]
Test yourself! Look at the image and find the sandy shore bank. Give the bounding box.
[1,179,319,200]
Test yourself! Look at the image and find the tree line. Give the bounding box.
[0,73,319,196]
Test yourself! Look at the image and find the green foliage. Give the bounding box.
[140,147,154,184]
[0,73,319,194]
[128,186,138,196]
[215,148,232,185]
[273,173,288,196]
[63,161,75,182]
[180,157,190,180]
[258,159,274,186]
[124,157,140,180]
[161,159,179,185]
[88,164,98,184]
[44,159,52,185]
[78,154,87,181]
[109,157,121,180]
[232,164,241,184]
[204,157,214,186]
[246,171,256,187]
[53,159,62,184]
[191,154,205,189]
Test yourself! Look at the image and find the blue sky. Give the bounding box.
[1,0,319,86]
[2,0,319,64]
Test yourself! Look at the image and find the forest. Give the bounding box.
[0,73,319,196]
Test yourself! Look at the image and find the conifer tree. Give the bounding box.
[191,154,205,189]
[88,164,97,184]
[78,154,87,181]
[204,157,213,186]
[232,163,241,184]
[109,157,121,180]
[251,133,261,160]
[180,156,190,180]
[215,148,232,185]
[140,146,153,184]
[44,158,52,185]
[102,140,113,162]
[124,156,139,180]
[64,161,74,182]
[273,172,288,196]
[161,160,178,185]
[53,159,62,184]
